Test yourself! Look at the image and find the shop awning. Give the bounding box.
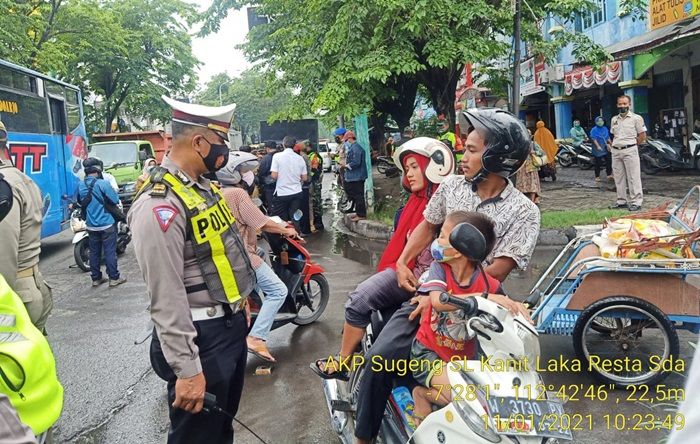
[564,62,622,95]
[607,16,700,59]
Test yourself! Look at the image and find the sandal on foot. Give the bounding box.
[247,340,276,363]
[309,357,349,381]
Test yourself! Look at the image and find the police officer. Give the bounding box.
[127,97,256,444]
[0,174,63,444]
[0,120,53,334]
[306,141,324,231]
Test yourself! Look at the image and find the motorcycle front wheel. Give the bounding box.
[557,152,573,168]
[74,238,90,272]
[293,274,330,325]
[640,157,660,175]
[376,160,392,174]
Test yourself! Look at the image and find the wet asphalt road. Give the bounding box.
[40,171,694,444]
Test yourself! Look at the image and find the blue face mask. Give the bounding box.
[430,239,455,263]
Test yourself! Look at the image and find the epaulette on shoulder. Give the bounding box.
[149,166,169,184]
[150,182,168,198]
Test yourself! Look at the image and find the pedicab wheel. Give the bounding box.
[572,296,679,388]
[293,274,330,325]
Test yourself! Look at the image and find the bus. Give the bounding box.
[0,59,88,238]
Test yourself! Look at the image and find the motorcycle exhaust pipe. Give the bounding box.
[576,154,591,161]
[322,379,355,444]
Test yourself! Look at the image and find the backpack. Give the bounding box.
[79,179,96,221]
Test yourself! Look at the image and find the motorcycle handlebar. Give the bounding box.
[438,292,479,317]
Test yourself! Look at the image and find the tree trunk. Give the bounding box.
[419,63,462,132]
[368,112,387,155]
[374,75,418,136]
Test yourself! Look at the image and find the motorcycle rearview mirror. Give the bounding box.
[292,209,303,221]
[448,222,488,263]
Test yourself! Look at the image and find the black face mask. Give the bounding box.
[199,137,229,173]
[618,106,629,115]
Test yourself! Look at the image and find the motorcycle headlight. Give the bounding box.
[453,386,502,443]
[123,182,136,193]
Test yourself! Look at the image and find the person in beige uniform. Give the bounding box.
[609,95,647,211]
[128,97,255,444]
[0,120,52,334]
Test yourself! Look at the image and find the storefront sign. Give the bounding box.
[564,62,622,95]
[650,0,700,30]
[520,56,547,97]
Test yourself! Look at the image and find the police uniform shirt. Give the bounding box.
[0,159,43,290]
[127,156,244,379]
[611,112,646,147]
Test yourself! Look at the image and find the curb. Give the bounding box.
[342,215,393,241]
[342,216,603,247]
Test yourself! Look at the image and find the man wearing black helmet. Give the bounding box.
[78,157,126,288]
[353,108,540,444]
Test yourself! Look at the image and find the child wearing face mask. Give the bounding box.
[409,210,527,425]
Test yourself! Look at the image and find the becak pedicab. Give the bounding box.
[526,186,700,387]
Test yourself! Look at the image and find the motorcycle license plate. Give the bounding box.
[486,396,573,440]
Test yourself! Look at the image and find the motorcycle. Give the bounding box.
[70,205,131,272]
[556,141,594,170]
[638,135,700,175]
[376,155,400,177]
[248,215,330,330]
[321,231,572,444]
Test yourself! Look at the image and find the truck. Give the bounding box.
[88,130,172,204]
[260,119,319,148]
[0,59,88,238]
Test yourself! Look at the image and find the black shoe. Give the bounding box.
[628,205,642,212]
[609,203,628,209]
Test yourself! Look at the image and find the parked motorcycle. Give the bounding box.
[249,215,330,330]
[70,205,131,272]
[638,135,700,175]
[556,141,594,170]
[376,155,400,177]
[321,228,572,444]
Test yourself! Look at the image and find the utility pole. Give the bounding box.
[512,0,522,116]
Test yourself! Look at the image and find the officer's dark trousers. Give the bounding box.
[354,302,419,440]
[272,192,303,232]
[150,311,247,444]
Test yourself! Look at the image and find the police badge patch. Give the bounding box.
[153,205,179,232]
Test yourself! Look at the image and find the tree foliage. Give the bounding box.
[197,69,293,143]
[0,0,199,133]
[203,0,649,134]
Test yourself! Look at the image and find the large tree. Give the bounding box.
[0,0,199,133]
[203,0,646,133]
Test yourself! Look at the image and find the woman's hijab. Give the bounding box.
[533,121,558,165]
[377,153,433,272]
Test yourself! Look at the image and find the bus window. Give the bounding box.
[66,103,81,133]
[0,66,37,93]
[49,98,67,135]
[45,81,64,98]
[66,89,79,105]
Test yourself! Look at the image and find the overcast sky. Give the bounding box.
[190,1,251,87]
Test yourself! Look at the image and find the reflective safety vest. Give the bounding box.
[438,132,457,148]
[139,168,255,304]
[0,274,63,435]
[308,152,323,180]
